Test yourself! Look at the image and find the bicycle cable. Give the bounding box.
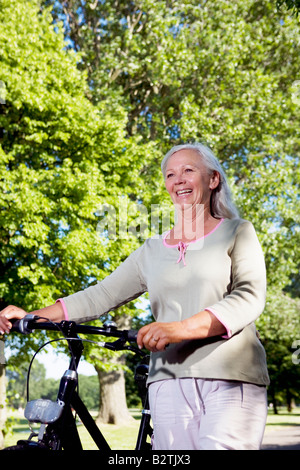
[16,316,141,441]
[24,334,92,439]
[25,317,133,402]
[25,316,105,402]
[26,336,105,402]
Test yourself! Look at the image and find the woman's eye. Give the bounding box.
[166,173,174,178]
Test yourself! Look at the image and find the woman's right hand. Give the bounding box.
[0,305,28,335]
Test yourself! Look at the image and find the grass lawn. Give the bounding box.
[3,408,143,450]
[3,407,300,450]
[265,408,300,429]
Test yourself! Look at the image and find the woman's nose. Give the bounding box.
[174,172,186,185]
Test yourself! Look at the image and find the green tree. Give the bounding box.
[46,0,300,279]
[0,0,162,437]
[6,360,52,409]
[277,0,300,16]
[256,289,300,412]
[77,375,99,410]
[6,362,100,411]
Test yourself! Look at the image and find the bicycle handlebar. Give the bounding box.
[11,314,139,342]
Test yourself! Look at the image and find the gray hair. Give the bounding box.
[161,143,239,220]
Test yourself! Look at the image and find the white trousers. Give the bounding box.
[148,378,268,450]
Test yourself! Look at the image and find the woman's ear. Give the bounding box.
[209,171,220,190]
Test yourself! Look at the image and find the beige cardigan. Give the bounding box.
[61,218,269,386]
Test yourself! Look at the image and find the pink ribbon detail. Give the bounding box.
[177,241,188,266]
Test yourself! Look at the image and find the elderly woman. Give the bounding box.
[0,143,269,450]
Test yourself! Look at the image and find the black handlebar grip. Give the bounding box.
[10,319,21,332]
[127,329,138,342]
[11,314,39,334]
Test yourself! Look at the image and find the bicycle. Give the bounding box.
[2,315,152,451]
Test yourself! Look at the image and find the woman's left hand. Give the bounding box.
[136,310,227,352]
[137,321,184,352]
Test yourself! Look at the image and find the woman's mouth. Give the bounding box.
[176,189,193,196]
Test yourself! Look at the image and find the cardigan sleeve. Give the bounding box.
[59,245,147,324]
[206,221,266,337]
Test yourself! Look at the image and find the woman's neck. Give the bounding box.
[168,205,219,244]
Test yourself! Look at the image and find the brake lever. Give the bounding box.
[101,337,147,357]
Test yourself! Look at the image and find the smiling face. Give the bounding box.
[164,149,220,212]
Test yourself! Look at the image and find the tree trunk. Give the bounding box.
[95,358,134,425]
[270,389,278,414]
[0,340,6,449]
[286,390,295,412]
[95,313,135,425]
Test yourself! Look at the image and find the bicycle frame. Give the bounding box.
[8,316,152,451]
